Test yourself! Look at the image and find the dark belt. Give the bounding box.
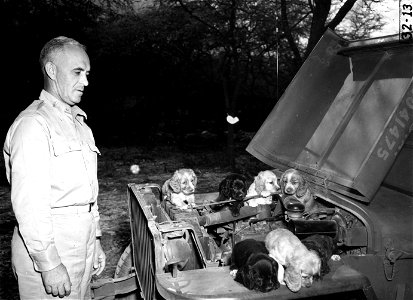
[51,203,92,214]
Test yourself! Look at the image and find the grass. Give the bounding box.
[0,140,268,299]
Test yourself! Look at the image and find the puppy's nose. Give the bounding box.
[285,187,294,194]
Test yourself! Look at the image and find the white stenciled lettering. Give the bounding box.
[377,147,389,161]
[385,135,396,150]
[399,108,409,121]
[376,87,413,161]
[395,117,405,128]
[406,96,413,110]
[389,125,400,138]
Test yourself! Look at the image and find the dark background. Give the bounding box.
[0,1,282,150]
[0,0,393,299]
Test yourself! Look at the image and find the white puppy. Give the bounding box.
[246,170,279,207]
[265,228,321,292]
[162,169,197,209]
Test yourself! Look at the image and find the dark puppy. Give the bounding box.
[230,239,280,292]
[211,174,247,217]
[301,234,336,278]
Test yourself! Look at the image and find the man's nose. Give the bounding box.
[80,74,89,86]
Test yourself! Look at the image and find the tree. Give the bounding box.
[167,0,281,168]
[280,0,386,71]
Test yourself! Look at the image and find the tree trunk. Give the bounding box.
[280,0,303,71]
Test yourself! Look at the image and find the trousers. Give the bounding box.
[12,210,96,299]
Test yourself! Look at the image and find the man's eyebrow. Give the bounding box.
[73,67,88,72]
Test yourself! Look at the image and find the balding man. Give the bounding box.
[3,36,105,299]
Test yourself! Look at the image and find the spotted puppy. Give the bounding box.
[280,168,316,213]
[162,168,197,210]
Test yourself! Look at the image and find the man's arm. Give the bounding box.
[6,116,71,295]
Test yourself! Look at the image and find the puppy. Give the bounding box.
[210,174,247,217]
[230,239,280,292]
[301,234,336,278]
[265,228,321,292]
[280,169,316,213]
[246,170,280,207]
[162,168,197,209]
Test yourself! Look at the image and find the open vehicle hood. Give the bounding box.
[247,29,413,203]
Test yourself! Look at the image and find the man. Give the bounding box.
[3,36,105,299]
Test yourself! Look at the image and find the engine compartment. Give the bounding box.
[140,183,369,277]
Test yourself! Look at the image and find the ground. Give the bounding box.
[0,140,268,299]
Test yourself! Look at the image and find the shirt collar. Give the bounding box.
[39,90,87,121]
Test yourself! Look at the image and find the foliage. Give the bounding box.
[1,0,386,153]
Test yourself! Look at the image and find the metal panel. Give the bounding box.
[127,183,164,300]
[247,29,413,202]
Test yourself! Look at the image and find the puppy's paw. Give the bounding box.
[229,269,238,277]
[331,254,341,261]
[261,190,271,197]
[278,264,286,285]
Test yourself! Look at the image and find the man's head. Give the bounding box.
[39,36,90,106]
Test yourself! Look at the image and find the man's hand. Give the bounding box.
[92,239,106,276]
[41,263,71,297]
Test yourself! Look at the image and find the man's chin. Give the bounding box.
[71,96,82,104]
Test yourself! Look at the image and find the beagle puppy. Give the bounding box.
[280,168,316,213]
[246,170,280,207]
[265,228,321,292]
[162,168,197,209]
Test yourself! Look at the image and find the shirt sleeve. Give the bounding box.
[8,115,61,272]
[91,201,102,237]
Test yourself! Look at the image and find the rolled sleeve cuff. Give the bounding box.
[95,221,102,237]
[30,243,61,272]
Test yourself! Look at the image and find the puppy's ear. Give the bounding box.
[296,175,309,198]
[190,169,198,186]
[245,267,256,290]
[284,267,302,292]
[219,178,232,198]
[229,202,242,217]
[279,171,287,193]
[255,173,265,194]
[235,266,253,289]
[271,260,281,289]
[169,171,182,193]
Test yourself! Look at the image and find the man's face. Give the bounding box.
[51,44,90,106]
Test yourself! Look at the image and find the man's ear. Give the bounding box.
[45,61,57,80]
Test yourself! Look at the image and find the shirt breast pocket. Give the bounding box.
[51,139,82,156]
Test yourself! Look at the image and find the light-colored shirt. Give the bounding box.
[3,90,102,272]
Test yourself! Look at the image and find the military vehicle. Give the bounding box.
[91,29,413,300]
